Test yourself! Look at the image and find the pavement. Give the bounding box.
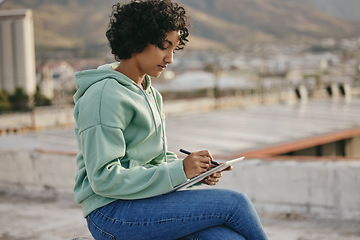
[1,98,360,158]
[1,98,360,239]
[0,193,360,240]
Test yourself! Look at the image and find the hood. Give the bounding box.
[73,62,151,103]
[73,62,162,139]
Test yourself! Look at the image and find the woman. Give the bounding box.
[73,0,268,239]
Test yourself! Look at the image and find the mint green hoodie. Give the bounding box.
[73,63,188,217]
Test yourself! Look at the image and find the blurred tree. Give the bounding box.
[34,87,52,106]
[9,88,30,111]
[0,90,12,113]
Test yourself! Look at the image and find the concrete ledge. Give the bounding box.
[235,127,360,158]
[1,149,360,220]
[0,106,75,135]
[0,149,77,200]
[216,158,360,219]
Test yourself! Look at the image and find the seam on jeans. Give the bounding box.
[227,212,235,224]
[181,234,201,240]
[87,214,116,240]
[97,209,225,225]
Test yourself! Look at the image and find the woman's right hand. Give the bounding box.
[182,150,213,179]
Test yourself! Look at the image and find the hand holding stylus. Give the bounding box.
[180,149,231,184]
[182,150,213,179]
[180,149,219,166]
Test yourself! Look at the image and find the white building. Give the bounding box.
[0,9,36,97]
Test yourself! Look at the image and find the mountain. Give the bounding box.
[1,0,121,51]
[178,0,360,46]
[1,0,360,53]
[311,0,360,21]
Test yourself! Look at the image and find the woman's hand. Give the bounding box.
[202,171,222,185]
[202,164,233,185]
[183,150,213,179]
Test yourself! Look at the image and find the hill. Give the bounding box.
[312,0,360,21]
[1,0,360,53]
[1,0,120,51]
[179,0,360,46]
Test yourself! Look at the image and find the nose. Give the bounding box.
[165,51,174,65]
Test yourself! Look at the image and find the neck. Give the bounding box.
[115,60,145,87]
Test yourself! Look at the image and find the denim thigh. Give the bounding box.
[86,189,266,240]
[180,225,246,240]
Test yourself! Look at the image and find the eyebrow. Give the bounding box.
[165,39,173,46]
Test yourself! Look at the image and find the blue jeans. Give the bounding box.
[86,189,268,240]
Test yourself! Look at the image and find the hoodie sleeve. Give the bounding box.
[79,125,186,199]
[77,79,187,199]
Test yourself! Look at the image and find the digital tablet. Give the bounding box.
[164,156,245,194]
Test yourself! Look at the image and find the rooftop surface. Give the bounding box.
[1,98,359,158]
[165,98,360,158]
[1,98,360,239]
[1,194,359,240]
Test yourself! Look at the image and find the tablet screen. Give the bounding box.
[164,156,245,194]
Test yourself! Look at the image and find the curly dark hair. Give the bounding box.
[106,0,189,61]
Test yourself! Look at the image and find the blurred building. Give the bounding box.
[0,9,36,97]
[39,64,54,99]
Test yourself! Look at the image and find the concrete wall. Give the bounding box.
[0,149,359,220]
[289,139,360,158]
[0,106,75,132]
[217,159,360,219]
[0,150,77,199]
[346,136,360,157]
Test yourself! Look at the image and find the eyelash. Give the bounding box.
[159,46,176,54]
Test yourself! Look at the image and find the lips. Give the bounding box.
[158,65,167,70]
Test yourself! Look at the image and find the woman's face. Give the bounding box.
[132,30,180,78]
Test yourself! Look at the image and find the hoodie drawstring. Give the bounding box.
[134,84,158,135]
[134,83,167,163]
[150,87,168,163]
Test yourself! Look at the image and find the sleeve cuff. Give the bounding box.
[167,160,188,187]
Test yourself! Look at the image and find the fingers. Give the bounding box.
[193,154,211,170]
[183,150,226,179]
[221,165,233,172]
[197,150,214,169]
[203,172,222,185]
[197,150,214,162]
[211,172,222,178]
[190,151,212,167]
[183,152,212,179]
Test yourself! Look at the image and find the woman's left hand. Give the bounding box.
[201,164,233,186]
[202,171,222,185]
